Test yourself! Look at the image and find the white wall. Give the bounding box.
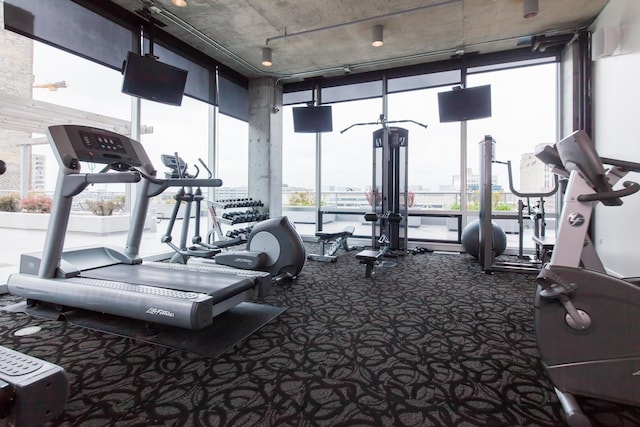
[591,0,640,277]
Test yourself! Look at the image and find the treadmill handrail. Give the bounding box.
[86,171,141,184]
[62,172,141,198]
[164,178,223,187]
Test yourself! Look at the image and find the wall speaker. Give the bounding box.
[592,26,619,60]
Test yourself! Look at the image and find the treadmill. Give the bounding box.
[8,125,271,330]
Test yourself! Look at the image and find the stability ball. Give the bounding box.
[461,219,507,259]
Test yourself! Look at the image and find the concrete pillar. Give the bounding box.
[248,77,283,217]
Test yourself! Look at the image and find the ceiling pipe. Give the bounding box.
[265,0,462,46]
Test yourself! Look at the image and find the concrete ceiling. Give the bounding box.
[108,0,608,82]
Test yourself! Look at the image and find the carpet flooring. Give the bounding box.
[1,244,639,426]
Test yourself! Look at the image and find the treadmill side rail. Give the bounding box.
[7,274,215,330]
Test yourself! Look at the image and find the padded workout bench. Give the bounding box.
[307,226,355,263]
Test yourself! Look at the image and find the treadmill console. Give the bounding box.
[47,125,152,172]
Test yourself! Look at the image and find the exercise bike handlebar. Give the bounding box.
[496,160,559,198]
[600,157,640,173]
[577,180,640,203]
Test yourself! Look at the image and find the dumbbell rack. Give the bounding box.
[207,198,267,244]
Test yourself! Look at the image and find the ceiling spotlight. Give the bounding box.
[261,47,272,67]
[372,25,384,47]
[523,0,538,19]
[171,0,187,7]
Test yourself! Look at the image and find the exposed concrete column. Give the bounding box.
[248,77,283,217]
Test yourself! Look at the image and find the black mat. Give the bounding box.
[3,301,285,358]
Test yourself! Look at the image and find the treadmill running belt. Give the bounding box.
[81,263,254,304]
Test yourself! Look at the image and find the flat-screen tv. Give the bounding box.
[437,85,492,122]
[121,51,188,106]
[292,106,333,133]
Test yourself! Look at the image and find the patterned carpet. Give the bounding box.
[1,245,640,426]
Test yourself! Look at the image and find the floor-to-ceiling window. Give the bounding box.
[281,59,559,251]
[31,41,132,191]
[387,86,461,242]
[318,98,382,237]
[0,38,140,283]
[282,103,318,234]
[465,61,559,252]
[139,96,210,256]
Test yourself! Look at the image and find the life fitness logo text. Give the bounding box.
[146,307,176,318]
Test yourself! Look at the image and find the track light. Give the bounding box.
[372,25,384,47]
[171,0,187,7]
[523,0,538,19]
[261,47,272,67]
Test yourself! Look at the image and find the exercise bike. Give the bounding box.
[534,130,640,426]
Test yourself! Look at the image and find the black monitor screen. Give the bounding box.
[292,106,333,133]
[437,85,492,122]
[121,52,188,106]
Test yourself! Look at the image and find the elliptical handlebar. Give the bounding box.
[198,158,213,178]
[496,160,559,198]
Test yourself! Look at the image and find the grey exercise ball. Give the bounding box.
[461,219,507,259]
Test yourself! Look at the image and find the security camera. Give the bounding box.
[272,106,280,113]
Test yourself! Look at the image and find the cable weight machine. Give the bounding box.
[342,115,427,277]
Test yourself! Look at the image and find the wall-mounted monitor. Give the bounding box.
[121,51,188,106]
[292,105,333,133]
[437,85,492,122]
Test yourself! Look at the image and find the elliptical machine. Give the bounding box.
[159,153,248,263]
[159,153,307,282]
[534,130,640,426]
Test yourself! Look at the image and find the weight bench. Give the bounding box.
[307,226,355,263]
